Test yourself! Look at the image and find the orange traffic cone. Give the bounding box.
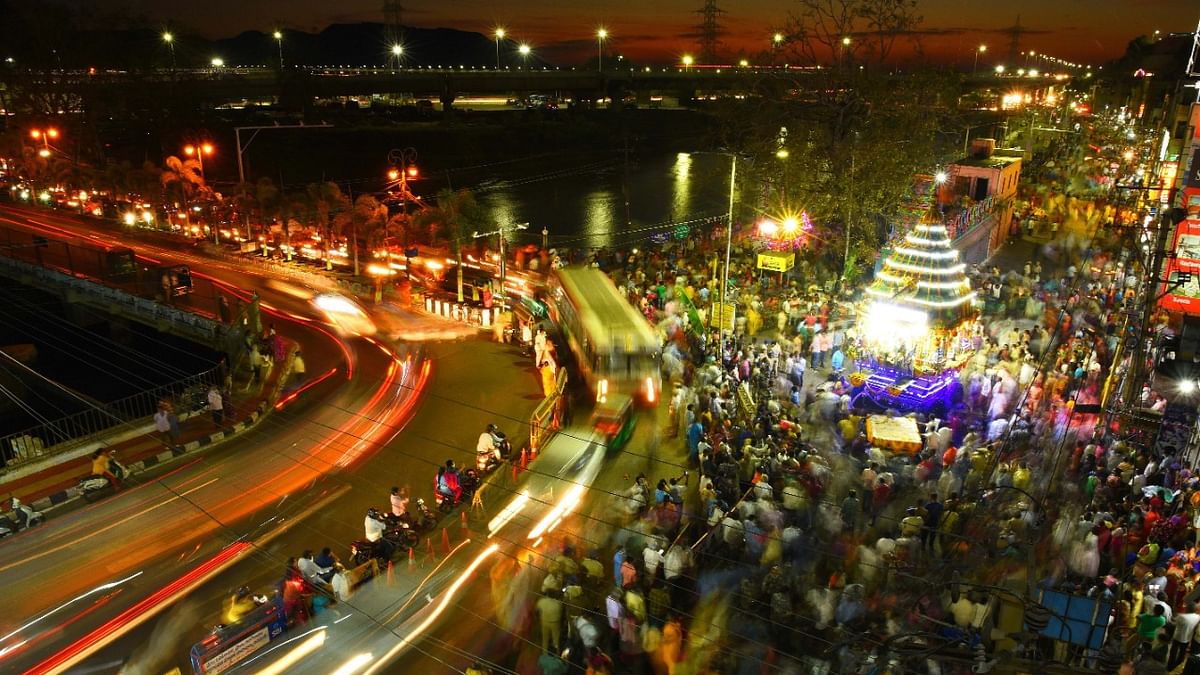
[441,527,451,554]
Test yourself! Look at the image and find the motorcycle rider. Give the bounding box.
[224,586,259,625]
[364,508,394,560]
[390,486,409,518]
[435,467,457,505]
[446,460,464,495]
[90,448,120,491]
[477,424,504,467]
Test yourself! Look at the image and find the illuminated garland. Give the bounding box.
[867,202,977,326]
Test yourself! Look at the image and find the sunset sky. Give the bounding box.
[120,0,1197,67]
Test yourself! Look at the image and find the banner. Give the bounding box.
[709,302,736,332]
[756,251,795,272]
[1160,218,1200,314]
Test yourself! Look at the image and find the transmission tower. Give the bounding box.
[383,0,404,47]
[1002,14,1028,65]
[695,0,725,64]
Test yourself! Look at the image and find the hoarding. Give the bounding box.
[1161,217,1200,314]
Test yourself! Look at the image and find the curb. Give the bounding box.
[23,352,296,517]
[28,402,269,515]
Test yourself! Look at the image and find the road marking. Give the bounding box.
[0,478,219,573]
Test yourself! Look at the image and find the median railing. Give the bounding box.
[1,365,222,472]
[528,369,570,453]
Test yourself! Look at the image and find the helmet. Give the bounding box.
[367,507,379,518]
[416,498,425,505]
[487,423,498,433]
[236,585,251,598]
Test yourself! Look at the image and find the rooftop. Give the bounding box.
[953,148,1023,170]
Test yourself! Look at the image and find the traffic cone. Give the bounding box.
[442,527,451,554]
[387,560,394,586]
[408,546,416,570]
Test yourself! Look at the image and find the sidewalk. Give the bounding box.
[0,348,295,519]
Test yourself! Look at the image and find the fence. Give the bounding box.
[1,365,222,472]
[528,369,570,453]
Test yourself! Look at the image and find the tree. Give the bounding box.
[160,155,209,211]
[347,194,386,276]
[412,189,487,302]
[724,0,947,281]
[304,182,349,270]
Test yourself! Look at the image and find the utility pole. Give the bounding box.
[1127,204,1185,403]
[473,222,528,306]
[235,122,332,240]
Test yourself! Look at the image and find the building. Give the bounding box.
[941,138,1023,262]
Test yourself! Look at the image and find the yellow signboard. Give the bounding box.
[710,302,736,332]
[757,251,795,272]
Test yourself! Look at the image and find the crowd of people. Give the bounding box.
[503,124,1194,674]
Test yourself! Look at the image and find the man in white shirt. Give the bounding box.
[1170,602,1200,669]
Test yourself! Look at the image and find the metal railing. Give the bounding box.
[528,369,569,453]
[0,365,222,472]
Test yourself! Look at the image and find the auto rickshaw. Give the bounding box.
[591,393,635,454]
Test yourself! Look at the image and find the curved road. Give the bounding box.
[0,204,430,673]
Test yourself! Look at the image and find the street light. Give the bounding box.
[162,31,176,72]
[681,54,694,71]
[518,43,531,67]
[183,142,214,178]
[973,44,987,74]
[390,43,403,68]
[842,36,851,46]
[211,57,224,68]
[494,28,505,69]
[773,32,784,46]
[995,64,1005,75]
[273,30,284,70]
[596,28,608,72]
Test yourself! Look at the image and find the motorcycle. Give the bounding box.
[433,467,480,512]
[381,512,420,550]
[0,497,44,538]
[476,427,512,472]
[412,498,437,530]
[78,455,129,502]
[350,539,391,567]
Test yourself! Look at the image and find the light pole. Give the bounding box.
[721,154,736,361]
[162,32,176,73]
[681,54,693,72]
[29,127,59,156]
[273,31,284,70]
[184,142,216,243]
[596,28,607,72]
[494,28,505,69]
[973,44,986,74]
[518,43,531,68]
[473,222,528,306]
[390,44,403,69]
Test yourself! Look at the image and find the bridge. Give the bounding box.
[6,66,1036,114]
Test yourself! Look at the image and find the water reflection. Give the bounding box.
[582,191,618,248]
[672,153,692,223]
[471,151,729,250]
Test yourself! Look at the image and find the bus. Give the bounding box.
[547,267,661,405]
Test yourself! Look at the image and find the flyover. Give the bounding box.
[6,66,1044,114]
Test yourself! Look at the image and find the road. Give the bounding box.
[0,204,432,673]
[0,202,621,674]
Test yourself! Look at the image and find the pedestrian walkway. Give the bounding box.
[0,346,295,518]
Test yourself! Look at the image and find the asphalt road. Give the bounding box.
[0,204,429,673]
[0,202,647,675]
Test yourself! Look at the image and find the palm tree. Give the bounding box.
[412,188,487,302]
[348,194,386,276]
[304,182,349,270]
[160,155,208,214]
